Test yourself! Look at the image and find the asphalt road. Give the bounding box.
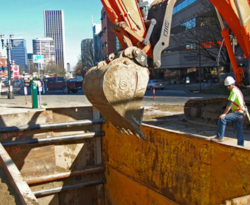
[1,86,249,149]
[0,85,226,115]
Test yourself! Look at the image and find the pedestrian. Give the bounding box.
[211,76,246,146]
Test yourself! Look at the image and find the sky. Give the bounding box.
[0,0,103,70]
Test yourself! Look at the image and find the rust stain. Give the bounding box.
[102,122,250,205]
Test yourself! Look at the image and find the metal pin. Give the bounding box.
[127,129,133,135]
[122,128,129,135]
[136,134,141,139]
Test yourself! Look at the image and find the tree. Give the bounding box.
[18,66,25,75]
[29,64,37,75]
[74,39,101,78]
[45,64,65,77]
[170,0,243,73]
[74,56,86,77]
[81,39,95,69]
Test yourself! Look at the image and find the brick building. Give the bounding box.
[100,8,120,59]
[0,54,7,78]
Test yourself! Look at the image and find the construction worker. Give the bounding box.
[211,76,246,146]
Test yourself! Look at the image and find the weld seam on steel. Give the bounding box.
[33,180,106,197]
[0,119,105,133]
[2,131,105,146]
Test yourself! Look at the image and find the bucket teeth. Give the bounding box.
[117,127,123,134]
[122,128,129,135]
[127,129,133,135]
[136,133,141,139]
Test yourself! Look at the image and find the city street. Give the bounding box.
[0,85,223,109]
[1,85,249,148]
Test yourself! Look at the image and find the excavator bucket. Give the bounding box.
[83,51,149,140]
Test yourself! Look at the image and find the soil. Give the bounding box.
[142,104,247,141]
[142,104,211,136]
[0,166,22,205]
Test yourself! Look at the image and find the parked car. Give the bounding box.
[147,79,166,90]
[0,79,22,94]
[24,79,31,87]
[12,79,23,88]
[0,80,8,93]
[44,77,82,94]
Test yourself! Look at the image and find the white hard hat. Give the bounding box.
[224,76,235,86]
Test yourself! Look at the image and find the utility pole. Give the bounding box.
[38,40,42,108]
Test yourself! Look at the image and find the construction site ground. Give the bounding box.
[0,83,249,149]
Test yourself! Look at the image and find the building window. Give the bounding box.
[173,0,197,14]
[185,43,196,50]
[171,18,196,35]
[115,36,122,51]
[181,18,196,30]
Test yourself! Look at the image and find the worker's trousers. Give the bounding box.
[216,112,245,146]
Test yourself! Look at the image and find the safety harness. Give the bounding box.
[232,87,246,121]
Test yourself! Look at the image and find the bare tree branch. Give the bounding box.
[169,0,243,73]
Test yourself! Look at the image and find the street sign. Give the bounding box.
[33,55,44,63]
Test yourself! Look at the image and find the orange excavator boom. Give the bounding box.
[83,0,176,139]
[210,0,250,86]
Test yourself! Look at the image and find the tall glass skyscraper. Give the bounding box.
[44,10,66,69]
[92,24,103,65]
[10,38,28,71]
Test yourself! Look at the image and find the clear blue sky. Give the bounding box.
[0,0,103,70]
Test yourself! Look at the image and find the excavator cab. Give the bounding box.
[83,0,176,139]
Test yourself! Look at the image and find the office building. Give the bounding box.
[27,53,33,72]
[44,10,66,69]
[0,53,7,69]
[32,38,55,69]
[93,23,103,65]
[100,8,117,59]
[10,37,27,71]
[152,0,245,83]
[66,63,70,72]
[0,53,7,78]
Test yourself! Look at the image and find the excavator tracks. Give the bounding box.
[184,97,250,130]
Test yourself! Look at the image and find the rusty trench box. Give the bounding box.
[0,106,250,205]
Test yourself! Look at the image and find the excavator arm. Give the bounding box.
[210,0,250,87]
[83,0,176,139]
[83,0,250,139]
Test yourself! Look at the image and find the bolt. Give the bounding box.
[143,40,149,46]
[133,49,140,57]
[154,61,161,68]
